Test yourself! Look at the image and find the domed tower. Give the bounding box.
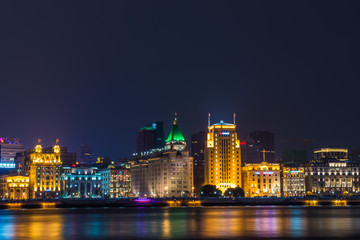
[165,114,186,151]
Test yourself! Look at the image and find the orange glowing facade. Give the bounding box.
[28,143,62,199]
[0,175,30,200]
[242,162,281,197]
[204,120,241,192]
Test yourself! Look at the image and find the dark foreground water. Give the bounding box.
[1,206,360,239]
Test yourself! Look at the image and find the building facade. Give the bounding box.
[100,165,131,198]
[62,167,102,198]
[204,120,241,192]
[314,148,348,161]
[242,162,281,197]
[26,143,62,199]
[282,163,306,197]
[0,174,29,200]
[131,116,193,197]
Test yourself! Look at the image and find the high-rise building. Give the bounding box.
[136,121,165,154]
[26,142,62,199]
[131,116,193,197]
[248,131,275,163]
[240,137,262,164]
[191,131,206,194]
[77,144,95,165]
[204,120,241,192]
[0,138,24,170]
[242,162,281,197]
[314,148,348,161]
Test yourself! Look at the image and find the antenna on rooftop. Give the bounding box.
[233,113,236,125]
[208,113,211,126]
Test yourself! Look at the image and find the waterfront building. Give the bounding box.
[305,159,360,196]
[131,116,193,197]
[136,121,165,154]
[191,131,206,194]
[248,131,275,163]
[204,119,241,192]
[77,144,95,165]
[242,161,281,197]
[0,138,24,170]
[282,163,306,197]
[314,148,348,161]
[0,174,29,200]
[26,142,62,199]
[62,166,102,198]
[100,164,131,198]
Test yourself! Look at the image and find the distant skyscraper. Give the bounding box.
[77,144,95,165]
[248,131,275,162]
[240,136,262,164]
[136,121,165,153]
[0,138,24,170]
[205,120,242,192]
[191,131,206,194]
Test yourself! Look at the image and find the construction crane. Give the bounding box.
[280,138,316,150]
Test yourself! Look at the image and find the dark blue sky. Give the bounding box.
[1,1,359,159]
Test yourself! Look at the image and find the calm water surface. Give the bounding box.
[1,206,360,239]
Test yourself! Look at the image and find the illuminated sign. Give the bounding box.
[219,131,230,136]
[255,171,274,175]
[290,170,300,173]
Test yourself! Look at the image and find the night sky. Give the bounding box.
[1,1,360,159]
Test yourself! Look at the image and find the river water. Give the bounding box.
[1,206,360,239]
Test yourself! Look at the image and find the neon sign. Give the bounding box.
[219,131,230,136]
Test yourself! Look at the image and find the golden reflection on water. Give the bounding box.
[1,206,360,239]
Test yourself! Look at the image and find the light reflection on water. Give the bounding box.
[1,206,360,239]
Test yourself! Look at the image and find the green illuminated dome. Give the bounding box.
[165,117,185,142]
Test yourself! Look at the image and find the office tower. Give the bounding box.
[282,149,308,163]
[26,142,62,199]
[314,148,348,161]
[248,131,275,162]
[242,162,281,197]
[0,138,24,170]
[77,144,95,165]
[136,121,165,153]
[240,137,262,164]
[204,120,241,192]
[191,131,206,194]
[131,116,193,197]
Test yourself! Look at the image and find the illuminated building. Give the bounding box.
[191,131,206,194]
[100,164,131,198]
[62,167,101,198]
[242,159,281,197]
[314,148,348,161]
[0,138,24,170]
[248,131,275,163]
[282,163,306,197]
[131,115,193,197]
[26,141,62,199]
[204,117,241,192]
[0,174,29,200]
[305,148,360,195]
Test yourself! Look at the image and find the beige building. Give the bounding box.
[282,164,306,197]
[131,116,193,197]
[242,161,281,197]
[204,119,241,192]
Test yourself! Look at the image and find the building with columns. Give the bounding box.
[204,118,242,192]
[282,163,306,197]
[62,167,102,198]
[0,174,29,200]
